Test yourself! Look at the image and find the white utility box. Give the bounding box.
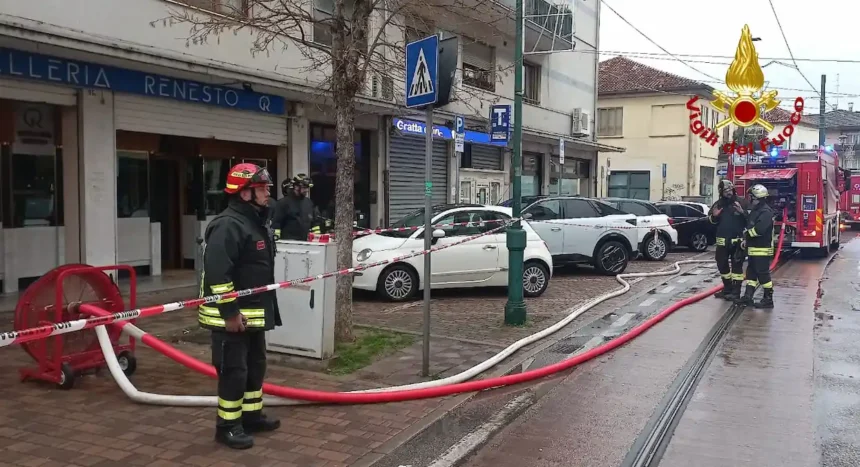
[266,240,336,359]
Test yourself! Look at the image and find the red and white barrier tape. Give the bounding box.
[0,222,511,348]
[344,216,703,239]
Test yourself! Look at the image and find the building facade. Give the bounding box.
[807,107,860,170]
[0,0,617,293]
[595,57,722,203]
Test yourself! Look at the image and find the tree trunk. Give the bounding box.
[333,94,356,343]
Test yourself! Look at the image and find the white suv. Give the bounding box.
[523,197,640,275]
[600,198,679,261]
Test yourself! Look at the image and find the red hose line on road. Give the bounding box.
[121,222,787,405]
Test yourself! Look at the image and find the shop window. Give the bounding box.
[608,171,650,200]
[521,153,542,197]
[185,158,232,216]
[5,103,62,228]
[309,124,371,228]
[117,151,150,218]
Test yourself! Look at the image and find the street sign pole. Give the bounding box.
[422,104,433,377]
[405,35,439,376]
[504,0,527,325]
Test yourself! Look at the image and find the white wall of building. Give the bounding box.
[767,123,818,149]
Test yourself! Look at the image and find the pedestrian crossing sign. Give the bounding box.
[405,35,439,108]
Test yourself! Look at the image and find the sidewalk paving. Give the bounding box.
[0,251,705,467]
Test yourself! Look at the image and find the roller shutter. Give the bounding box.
[0,78,76,105]
[470,144,503,170]
[114,94,287,146]
[388,134,449,222]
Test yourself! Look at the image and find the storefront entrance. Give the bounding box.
[308,124,372,229]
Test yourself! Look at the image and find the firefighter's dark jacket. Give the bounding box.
[744,201,776,255]
[708,195,748,241]
[271,194,317,241]
[199,199,282,331]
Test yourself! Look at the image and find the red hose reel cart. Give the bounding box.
[15,264,138,389]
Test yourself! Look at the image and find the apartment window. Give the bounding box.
[117,151,150,218]
[608,171,649,200]
[597,107,623,137]
[722,125,730,142]
[313,0,366,51]
[178,0,248,16]
[524,62,541,105]
[462,40,495,92]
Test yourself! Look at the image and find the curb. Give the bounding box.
[355,254,713,467]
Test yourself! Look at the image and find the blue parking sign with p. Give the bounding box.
[455,115,464,134]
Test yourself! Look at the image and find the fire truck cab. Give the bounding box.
[839,172,860,229]
[726,146,850,256]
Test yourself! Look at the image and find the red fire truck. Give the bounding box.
[839,171,860,229]
[726,146,851,256]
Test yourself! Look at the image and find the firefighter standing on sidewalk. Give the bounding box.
[199,163,282,449]
[271,173,321,240]
[738,183,776,308]
[708,180,748,301]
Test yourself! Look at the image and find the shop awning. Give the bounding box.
[738,168,798,181]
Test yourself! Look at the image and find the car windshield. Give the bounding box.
[499,196,544,208]
[382,207,448,238]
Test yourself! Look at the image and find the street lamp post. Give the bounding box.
[504,0,527,325]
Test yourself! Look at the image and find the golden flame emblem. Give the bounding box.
[712,25,780,132]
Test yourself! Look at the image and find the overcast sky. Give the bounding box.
[594,0,857,114]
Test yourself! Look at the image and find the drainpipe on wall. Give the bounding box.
[687,104,694,197]
[591,0,602,198]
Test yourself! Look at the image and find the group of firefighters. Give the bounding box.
[194,162,779,450]
[708,179,776,309]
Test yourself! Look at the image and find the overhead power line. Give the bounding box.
[766,0,836,111]
[599,0,722,83]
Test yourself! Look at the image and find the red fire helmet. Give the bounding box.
[224,163,273,194]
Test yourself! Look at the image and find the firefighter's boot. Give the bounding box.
[736,284,756,306]
[244,413,281,434]
[714,278,731,299]
[723,280,741,301]
[215,425,254,450]
[754,288,774,309]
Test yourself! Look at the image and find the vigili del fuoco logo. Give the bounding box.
[686,24,805,156]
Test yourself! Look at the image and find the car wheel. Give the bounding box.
[689,232,709,252]
[522,261,550,297]
[377,264,417,302]
[643,233,669,261]
[594,240,629,276]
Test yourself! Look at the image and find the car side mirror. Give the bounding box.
[522,212,533,220]
[432,229,446,238]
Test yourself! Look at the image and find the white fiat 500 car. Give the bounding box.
[352,204,553,301]
[600,197,679,261]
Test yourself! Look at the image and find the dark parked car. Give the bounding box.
[654,201,716,252]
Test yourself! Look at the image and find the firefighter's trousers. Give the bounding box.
[744,254,773,290]
[211,330,267,429]
[715,237,745,283]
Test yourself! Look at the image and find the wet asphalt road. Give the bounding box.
[815,231,860,467]
[414,236,854,467]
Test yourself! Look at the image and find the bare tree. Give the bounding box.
[160,0,512,343]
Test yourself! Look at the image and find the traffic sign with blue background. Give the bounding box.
[490,104,511,143]
[455,115,464,134]
[405,36,439,108]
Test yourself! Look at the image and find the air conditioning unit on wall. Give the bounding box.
[571,108,590,137]
[370,74,395,102]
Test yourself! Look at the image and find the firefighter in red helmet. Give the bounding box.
[199,162,281,449]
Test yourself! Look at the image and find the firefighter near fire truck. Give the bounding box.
[199,163,282,449]
[709,180,748,301]
[738,184,776,309]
